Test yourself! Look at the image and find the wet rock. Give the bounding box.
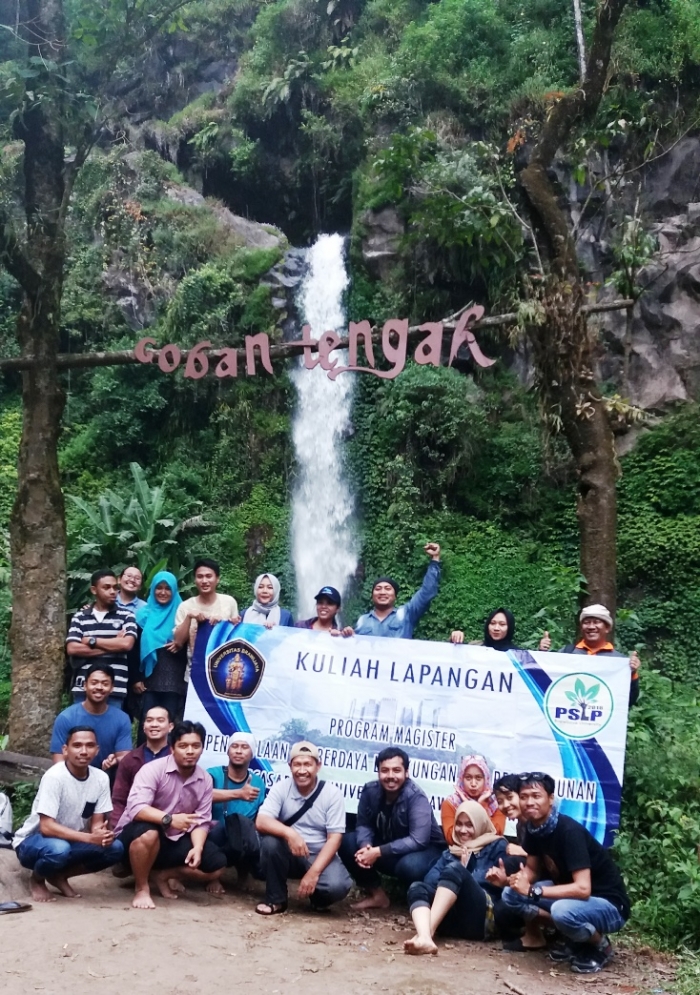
[360,208,404,281]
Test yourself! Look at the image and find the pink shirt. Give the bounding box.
[115,755,212,839]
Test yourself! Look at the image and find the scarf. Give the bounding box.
[448,800,501,857]
[243,573,282,626]
[483,607,517,651]
[526,806,559,836]
[448,754,499,816]
[135,571,182,679]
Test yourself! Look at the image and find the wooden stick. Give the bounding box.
[0,299,634,373]
[504,981,532,995]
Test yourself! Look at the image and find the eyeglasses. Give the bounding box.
[518,771,549,782]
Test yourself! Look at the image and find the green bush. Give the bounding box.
[616,669,700,947]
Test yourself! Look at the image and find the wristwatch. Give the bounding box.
[161,814,172,828]
[529,884,544,902]
[88,637,97,649]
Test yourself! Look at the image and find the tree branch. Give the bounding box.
[0,299,634,372]
[0,209,41,296]
[519,0,631,275]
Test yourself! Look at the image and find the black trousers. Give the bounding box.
[259,834,352,908]
[408,859,487,941]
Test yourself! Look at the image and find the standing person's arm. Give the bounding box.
[65,613,101,659]
[403,546,441,627]
[49,714,71,764]
[172,601,193,651]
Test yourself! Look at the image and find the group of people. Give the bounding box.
[10,726,629,976]
[61,542,641,740]
[6,541,638,974]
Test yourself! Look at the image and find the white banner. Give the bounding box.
[184,622,631,844]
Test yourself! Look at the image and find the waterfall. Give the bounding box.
[290,234,357,619]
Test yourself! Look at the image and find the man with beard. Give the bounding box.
[339,747,446,910]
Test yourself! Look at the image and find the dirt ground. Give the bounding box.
[1,870,673,995]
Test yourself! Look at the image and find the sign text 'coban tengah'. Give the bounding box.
[135,305,494,381]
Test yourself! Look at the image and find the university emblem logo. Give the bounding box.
[207,639,266,700]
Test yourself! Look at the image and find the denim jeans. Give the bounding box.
[16,834,124,878]
[501,885,626,940]
[339,830,444,891]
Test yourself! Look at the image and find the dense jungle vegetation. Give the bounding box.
[1,0,700,955]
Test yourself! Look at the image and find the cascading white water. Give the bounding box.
[291,234,357,619]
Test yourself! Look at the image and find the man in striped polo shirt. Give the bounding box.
[66,569,138,707]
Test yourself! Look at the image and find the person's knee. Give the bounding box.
[36,838,72,871]
[438,860,466,892]
[260,834,285,855]
[129,828,159,855]
[501,886,521,908]
[105,840,125,862]
[407,881,430,907]
[339,831,358,858]
[550,900,593,938]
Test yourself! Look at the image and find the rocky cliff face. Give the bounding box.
[358,137,700,425]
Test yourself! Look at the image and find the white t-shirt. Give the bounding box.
[13,762,112,848]
[175,593,239,668]
[259,777,346,854]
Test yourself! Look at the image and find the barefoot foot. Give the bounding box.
[206,879,226,897]
[351,889,391,911]
[46,874,80,898]
[152,870,180,899]
[167,878,185,893]
[404,936,438,956]
[132,887,156,910]
[29,876,56,903]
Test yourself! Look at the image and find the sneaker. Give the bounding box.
[548,940,579,963]
[570,937,614,974]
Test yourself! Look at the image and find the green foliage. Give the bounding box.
[616,670,700,947]
[0,781,38,830]
[66,462,213,605]
[617,405,700,683]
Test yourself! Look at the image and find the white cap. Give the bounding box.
[229,731,257,756]
[579,604,613,627]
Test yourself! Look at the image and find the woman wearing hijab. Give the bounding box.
[241,574,294,628]
[404,800,508,954]
[450,607,518,650]
[135,571,187,737]
[441,754,506,842]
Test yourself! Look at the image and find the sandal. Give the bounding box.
[255,901,288,916]
[502,937,546,952]
[0,901,32,915]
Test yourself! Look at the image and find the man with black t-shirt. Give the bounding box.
[499,773,630,974]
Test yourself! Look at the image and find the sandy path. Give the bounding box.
[1,871,668,995]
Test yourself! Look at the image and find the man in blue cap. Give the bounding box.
[349,542,441,639]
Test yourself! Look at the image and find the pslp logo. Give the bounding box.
[544,672,613,740]
[207,638,266,700]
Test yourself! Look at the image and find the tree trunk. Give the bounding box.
[516,0,630,613]
[8,308,67,754]
[8,0,68,754]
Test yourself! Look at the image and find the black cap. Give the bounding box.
[315,586,341,606]
[373,576,399,596]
